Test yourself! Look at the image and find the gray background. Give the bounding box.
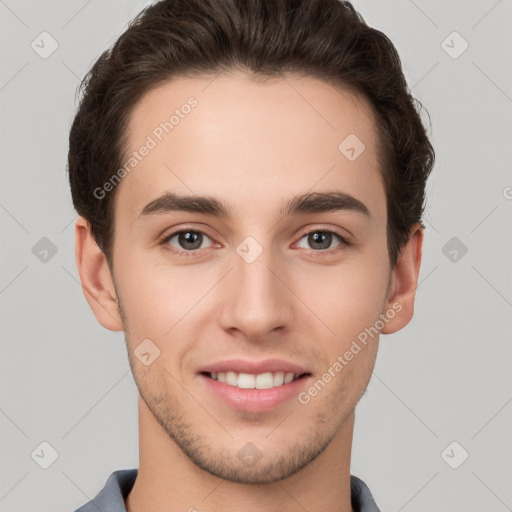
[1,0,511,511]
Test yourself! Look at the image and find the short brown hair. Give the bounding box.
[68,0,435,268]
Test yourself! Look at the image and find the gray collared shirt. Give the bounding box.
[73,468,381,512]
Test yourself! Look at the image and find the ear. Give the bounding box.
[74,216,123,331]
[381,223,424,335]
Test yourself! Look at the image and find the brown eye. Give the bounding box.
[176,231,203,250]
[296,230,348,251]
[162,229,214,254]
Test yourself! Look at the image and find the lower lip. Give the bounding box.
[199,373,311,413]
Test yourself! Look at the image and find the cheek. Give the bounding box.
[114,255,190,337]
[306,257,389,347]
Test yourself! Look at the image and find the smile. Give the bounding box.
[205,371,304,389]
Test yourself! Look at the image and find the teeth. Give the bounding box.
[273,371,285,386]
[225,371,238,386]
[284,372,295,384]
[255,372,273,389]
[210,371,300,389]
[238,373,255,388]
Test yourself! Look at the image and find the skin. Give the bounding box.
[75,71,423,512]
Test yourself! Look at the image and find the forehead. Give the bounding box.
[116,71,385,225]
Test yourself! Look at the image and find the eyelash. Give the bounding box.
[159,227,352,257]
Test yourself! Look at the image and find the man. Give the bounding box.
[68,0,434,510]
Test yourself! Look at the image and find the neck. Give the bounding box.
[125,396,355,512]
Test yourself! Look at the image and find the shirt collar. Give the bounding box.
[74,468,381,512]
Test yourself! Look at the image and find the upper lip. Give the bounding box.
[199,358,310,375]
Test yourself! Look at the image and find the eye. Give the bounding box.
[295,229,349,252]
[161,229,215,255]
[159,227,351,257]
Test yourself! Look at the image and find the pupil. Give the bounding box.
[310,232,331,250]
[179,231,202,250]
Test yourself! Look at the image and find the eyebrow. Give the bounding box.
[138,191,371,220]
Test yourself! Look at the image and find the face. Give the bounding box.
[107,72,393,483]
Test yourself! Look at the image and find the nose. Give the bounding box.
[218,244,294,341]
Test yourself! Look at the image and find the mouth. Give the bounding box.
[198,366,312,413]
[197,358,312,412]
[201,370,309,389]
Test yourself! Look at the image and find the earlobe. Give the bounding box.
[74,216,124,332]
[381,224,424,335]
